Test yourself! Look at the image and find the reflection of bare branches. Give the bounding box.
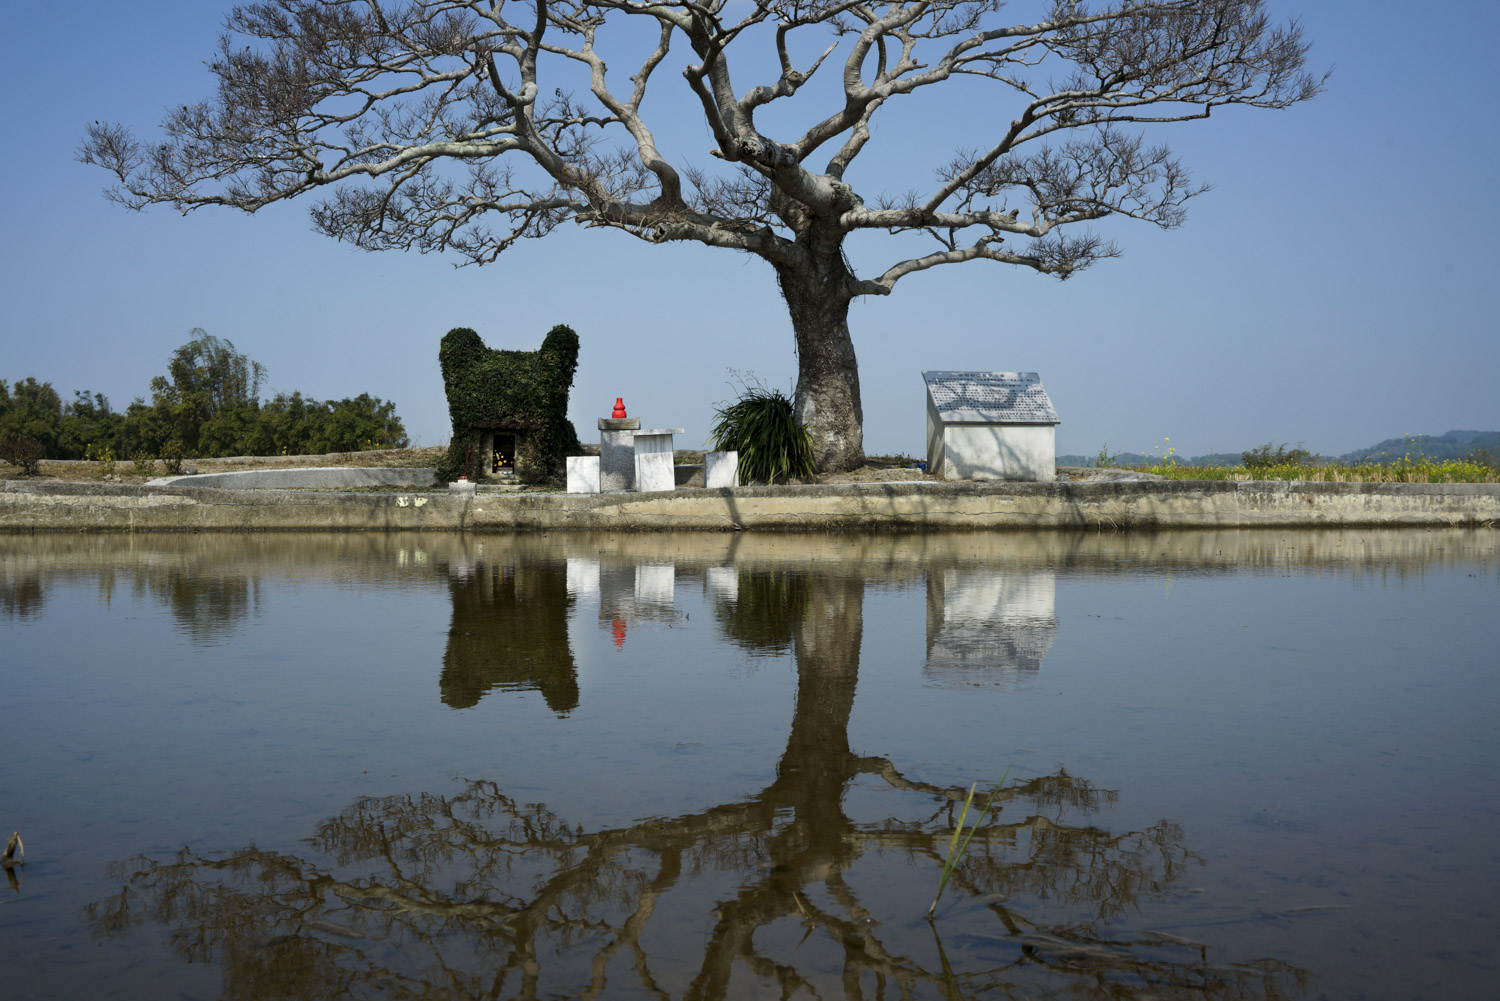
[847,763,1184,924]
[89,761,1294,1001]
[84,565,1309,1000]
[958,934,1311,1001]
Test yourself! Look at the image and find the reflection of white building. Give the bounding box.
[925,569,1057,685]
[705,564,738,604]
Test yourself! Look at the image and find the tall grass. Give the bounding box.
[708,386,817,485]
[928,771,1008,919]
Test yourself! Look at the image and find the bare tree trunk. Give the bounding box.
[775,256,866,474]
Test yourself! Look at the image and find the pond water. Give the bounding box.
[1,529,1496,1001]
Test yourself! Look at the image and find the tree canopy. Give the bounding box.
[82,1,1323,470]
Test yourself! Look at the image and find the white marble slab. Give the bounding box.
[634,451,676,492]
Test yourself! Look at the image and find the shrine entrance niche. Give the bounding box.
[482,431,518,480]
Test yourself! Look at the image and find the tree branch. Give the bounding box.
[78,0,1322,289]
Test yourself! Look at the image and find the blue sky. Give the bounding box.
[3,1,1496,459]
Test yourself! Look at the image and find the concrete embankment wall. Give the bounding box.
[2,479,1496,533]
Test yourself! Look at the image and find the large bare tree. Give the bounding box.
[81,0,1322,471]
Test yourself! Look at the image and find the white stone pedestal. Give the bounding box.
[632,429,684,456]
[566,456,600,494]
[598,416,641,491]
[705,450,739,488]
[599,430,636,491]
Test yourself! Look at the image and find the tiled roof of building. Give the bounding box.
[922,371,1060,424]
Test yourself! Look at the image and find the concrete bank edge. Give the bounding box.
[2,479,1497,533]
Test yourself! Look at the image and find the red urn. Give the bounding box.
[612,397,627,419]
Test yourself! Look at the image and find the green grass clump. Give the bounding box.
[708,386,817,485]
[928,771,1008,919]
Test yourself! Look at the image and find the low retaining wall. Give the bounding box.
[2,479,1496,533]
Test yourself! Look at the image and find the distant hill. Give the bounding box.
[1338,430,1500,463]
[1059,430,1499,468]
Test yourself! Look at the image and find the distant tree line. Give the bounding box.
[1,331,407,470]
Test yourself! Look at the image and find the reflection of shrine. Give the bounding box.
[566,556,679,649]
[440,559,578,713]
[925,568,1058,683]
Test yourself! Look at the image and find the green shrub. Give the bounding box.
[160,441,186,476]
[58,391,124,460]
[708,385,816,485]
[0,432,45,475]
[0,378,64,458]
[1242,441,1314,469]
[86,442,116,478]
[1469,446,1500,472]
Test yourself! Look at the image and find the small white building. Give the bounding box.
[923,371,1061,481]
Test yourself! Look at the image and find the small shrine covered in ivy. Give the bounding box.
[438,325,582,485]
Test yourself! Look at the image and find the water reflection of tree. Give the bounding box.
[132,566,258,645]
[89,568,1309,1000]
[712,566,810,654]
[439,559,578,713]
[0,570,44,619]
